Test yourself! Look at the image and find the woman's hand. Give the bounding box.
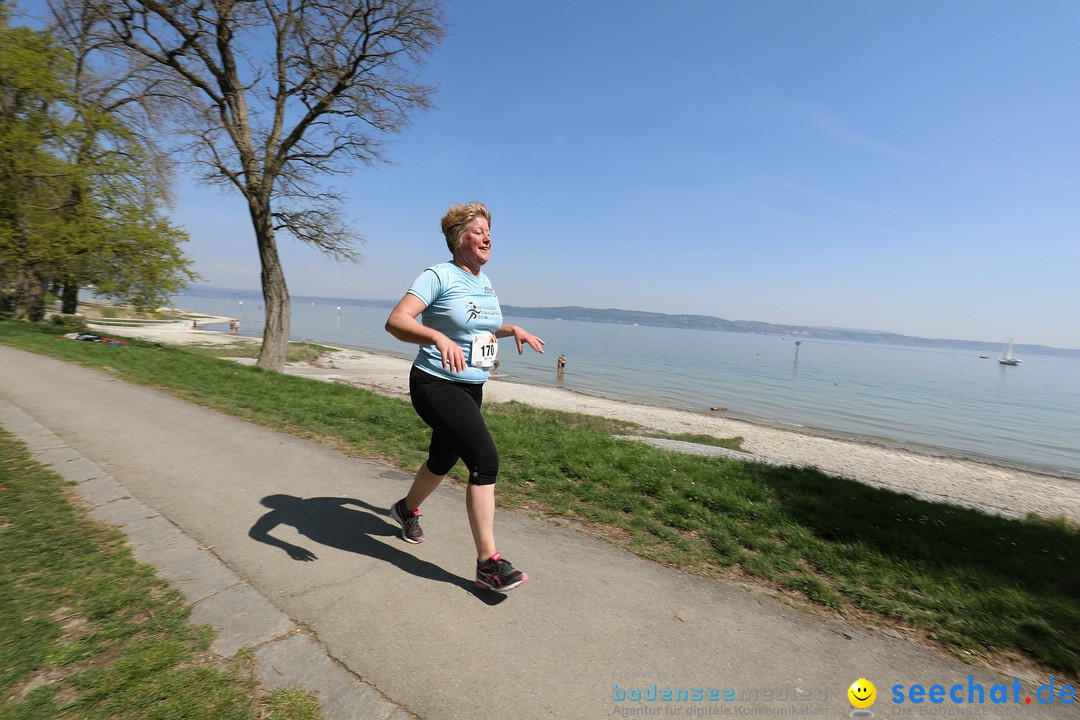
[387,294,466,374]
[500,325,545,355]
[435,333,468,373]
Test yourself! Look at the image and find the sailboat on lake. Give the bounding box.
[998,338,1022,366]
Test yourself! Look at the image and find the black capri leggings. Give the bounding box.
[409,366,499,486]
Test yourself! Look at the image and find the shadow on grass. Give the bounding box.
[248,495,506,605]
[748,463,1080,671]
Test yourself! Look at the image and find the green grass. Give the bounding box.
[0,428,321,720]
[2,320,1078,677]
[177,340,333,363]
[639,430,745,452]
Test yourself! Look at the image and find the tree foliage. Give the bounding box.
[69,0,446,370]
[0,0,197,319]
[0,2,71,319]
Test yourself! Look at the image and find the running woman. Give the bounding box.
[384,202,545,592]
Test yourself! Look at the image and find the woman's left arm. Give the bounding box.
[496,324,545,355]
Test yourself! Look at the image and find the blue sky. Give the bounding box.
[18,1,1080,348]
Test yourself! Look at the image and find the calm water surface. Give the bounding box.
[175,293,1080,480]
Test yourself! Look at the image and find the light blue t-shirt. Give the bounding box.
[407,262,503,383]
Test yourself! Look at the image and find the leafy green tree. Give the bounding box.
[47,101,198,312]
[81,205,196,308]
[0,1,72,320]
[68,0,446,370]
[0,0,197,319]
[44,0,195,312]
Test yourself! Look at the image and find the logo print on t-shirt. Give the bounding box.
[466,302,481,321]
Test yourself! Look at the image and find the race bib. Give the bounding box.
[470,333,498,368]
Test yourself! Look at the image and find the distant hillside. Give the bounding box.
[500,305,1080,359]
[182,285,394,309]
[180,287,1079,358]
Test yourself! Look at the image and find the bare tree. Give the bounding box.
[75,0,445,370]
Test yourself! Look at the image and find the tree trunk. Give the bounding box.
[250,195,290,371]
[14,269,46,322]
[61,279,79,315]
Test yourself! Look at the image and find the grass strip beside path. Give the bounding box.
[2,321,1077,678]
[0,428,321,720]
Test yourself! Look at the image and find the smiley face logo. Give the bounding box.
[848,678,876,709]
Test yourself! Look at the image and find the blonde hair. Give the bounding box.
[441,202,491,255]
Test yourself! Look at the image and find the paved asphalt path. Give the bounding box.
[1,344,1072,719]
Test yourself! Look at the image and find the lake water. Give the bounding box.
[173,292,1080,481]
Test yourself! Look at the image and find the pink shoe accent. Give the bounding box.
[473,573,528,592]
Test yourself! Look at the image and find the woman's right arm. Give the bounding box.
[385,293,467,373]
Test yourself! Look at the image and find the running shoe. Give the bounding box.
[475,552,528,592]
[390,498,425,544]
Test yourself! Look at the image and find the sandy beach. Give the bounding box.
[87,318,1080,524]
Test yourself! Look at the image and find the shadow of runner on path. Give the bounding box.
[248,494,506,604]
